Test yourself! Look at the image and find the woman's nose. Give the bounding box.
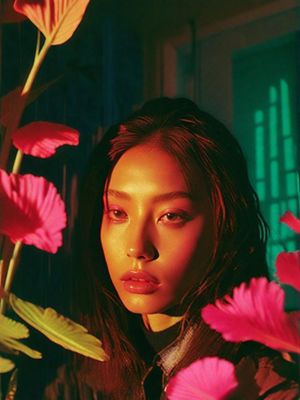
[126,224,158,261]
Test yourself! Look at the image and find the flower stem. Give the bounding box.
[3,241,23,294]
[0,35,52,170]
[12,150,24,174]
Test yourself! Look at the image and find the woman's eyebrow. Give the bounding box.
[105,189,193,202]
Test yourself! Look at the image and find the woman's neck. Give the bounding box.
[142,313,183,332]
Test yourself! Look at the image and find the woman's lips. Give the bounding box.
[121,271,160,294]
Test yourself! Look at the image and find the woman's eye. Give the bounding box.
[106,209,127,222]
[159,212,188,225]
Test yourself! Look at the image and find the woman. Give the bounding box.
[45,97,298,399]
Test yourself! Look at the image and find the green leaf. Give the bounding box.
[0,356,15,373]
[9,293,108,361]
[2,337,42,359]
[0,314,42,359]
[0,314,29,339]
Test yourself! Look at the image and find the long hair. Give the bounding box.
[72,97,269,398]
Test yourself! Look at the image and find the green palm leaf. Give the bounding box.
[0,314,28,339]
[1,337,42,359]
[9,293,108,361]
[0,356,15,373]
[0,314,42,359]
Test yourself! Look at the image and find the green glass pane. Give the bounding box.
[288,197,298,213]
[255,126,265,179]
[254,110,264,124]
[280,79,291,137]
[270,203,280,240]
[284,137,295,170]
[269,86,277,103]
[270,160,279,198]
[269,104,278,158]
[256,181,266,201]
[286,171,297,196]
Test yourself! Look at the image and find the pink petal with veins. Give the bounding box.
[0,169,66,253]
[165,357,238,400]
[12,121,79,158]
[276,251,300,292]
[201,278,300,354]
[280,211,300,233]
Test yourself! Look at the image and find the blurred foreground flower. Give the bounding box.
[276,251,300,292]
[12,121,79,158]
[14,0,90,46]
[201,278,300,354]
[280,211,300,233]
[0,169,66,253]
[165,357,237,400]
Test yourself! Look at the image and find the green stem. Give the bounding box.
[12,150,23,174]
[0,241,22,315]
[0,36,52,170]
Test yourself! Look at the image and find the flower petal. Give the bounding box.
[275,251,300,292]
[280,211,300,233]
[165,357,238,400]
[13,0,90,46]
[201,278,300,354]
[12,121,79,158]
[0,169,66,253]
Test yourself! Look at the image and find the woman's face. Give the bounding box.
[100,143,215,315]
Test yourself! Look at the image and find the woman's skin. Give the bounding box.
[100,143,215,332]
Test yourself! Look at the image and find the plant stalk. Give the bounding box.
[0,37,52,170]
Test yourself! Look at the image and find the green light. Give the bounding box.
[270,160,279,198]
[280,79,291,136]
[286,171,297,196]
[254,110,264,124]
[255,125,265,179]
[269,104,278,158]
[256,181,265,201]
[270,203,280,239]
[269,86,277,103]
[284,137,295,170]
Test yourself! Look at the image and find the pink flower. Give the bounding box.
[276,251,300,292]
[280,211,300,233]
[12,121,79,158]
[14,0,90,46]
[201,278,300,354]
[0,169,66,253]
[165,357,238,400]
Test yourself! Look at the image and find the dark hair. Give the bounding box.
[73,97,269,398]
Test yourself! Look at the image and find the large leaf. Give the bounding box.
[14,0,90,45]
[0,315,42,359]
[1,337,42,359]
[9,293,108,361]
[0,314,28,339]
[0,356,15,373]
